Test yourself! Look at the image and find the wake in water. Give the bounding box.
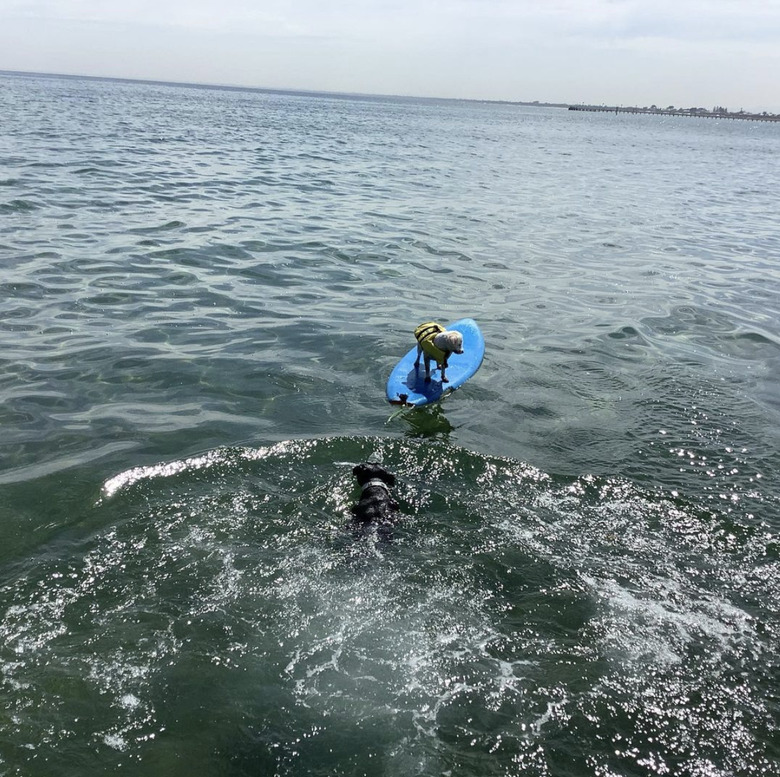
[1,436,776,776]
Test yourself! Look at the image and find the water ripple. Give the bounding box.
[2,73,780,776]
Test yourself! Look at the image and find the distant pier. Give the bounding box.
[568,105,780,122]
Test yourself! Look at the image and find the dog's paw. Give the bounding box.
[442,377,450,383]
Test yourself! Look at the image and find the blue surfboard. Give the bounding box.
[386,318,485,406]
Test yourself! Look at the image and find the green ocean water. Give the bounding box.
[1,71,779,776]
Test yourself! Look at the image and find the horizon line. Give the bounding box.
[0,68,572,109]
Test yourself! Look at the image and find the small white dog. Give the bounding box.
[413,321,464,383]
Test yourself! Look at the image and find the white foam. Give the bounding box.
[102,733,127,751]
[100,440,309,498]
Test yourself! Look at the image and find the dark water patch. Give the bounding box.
[0,437,776,775]
[0,198,41,213]
[25,161,73,169]
[31,250,63,259]
[607,324,642,340]
[0,281,48,298]
[0,320,38,334]
[720,330,780,360]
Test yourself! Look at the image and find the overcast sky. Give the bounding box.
[1,0,778,112]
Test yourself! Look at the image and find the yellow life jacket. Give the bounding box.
[414,321,447,363]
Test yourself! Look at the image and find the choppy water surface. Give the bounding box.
[1,72,779,776]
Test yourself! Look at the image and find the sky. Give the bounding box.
[1,0,779,112]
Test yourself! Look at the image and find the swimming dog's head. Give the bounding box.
[352,463,396,489]
[351,463,399,527]
[433,329,464,355]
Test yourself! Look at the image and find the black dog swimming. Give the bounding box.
[351,463,399,528]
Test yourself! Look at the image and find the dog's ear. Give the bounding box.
[353,463,374,484]
[381,471,396,487]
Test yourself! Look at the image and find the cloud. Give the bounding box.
[4,0,298,34]
[605,0,780,43]
[1,0,778,109]
[4,0,780,43]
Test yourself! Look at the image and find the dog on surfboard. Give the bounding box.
[413,321,464,383]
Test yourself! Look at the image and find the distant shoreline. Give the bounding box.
[569,104,780,122]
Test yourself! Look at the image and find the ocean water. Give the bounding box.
[1,70,779,776]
